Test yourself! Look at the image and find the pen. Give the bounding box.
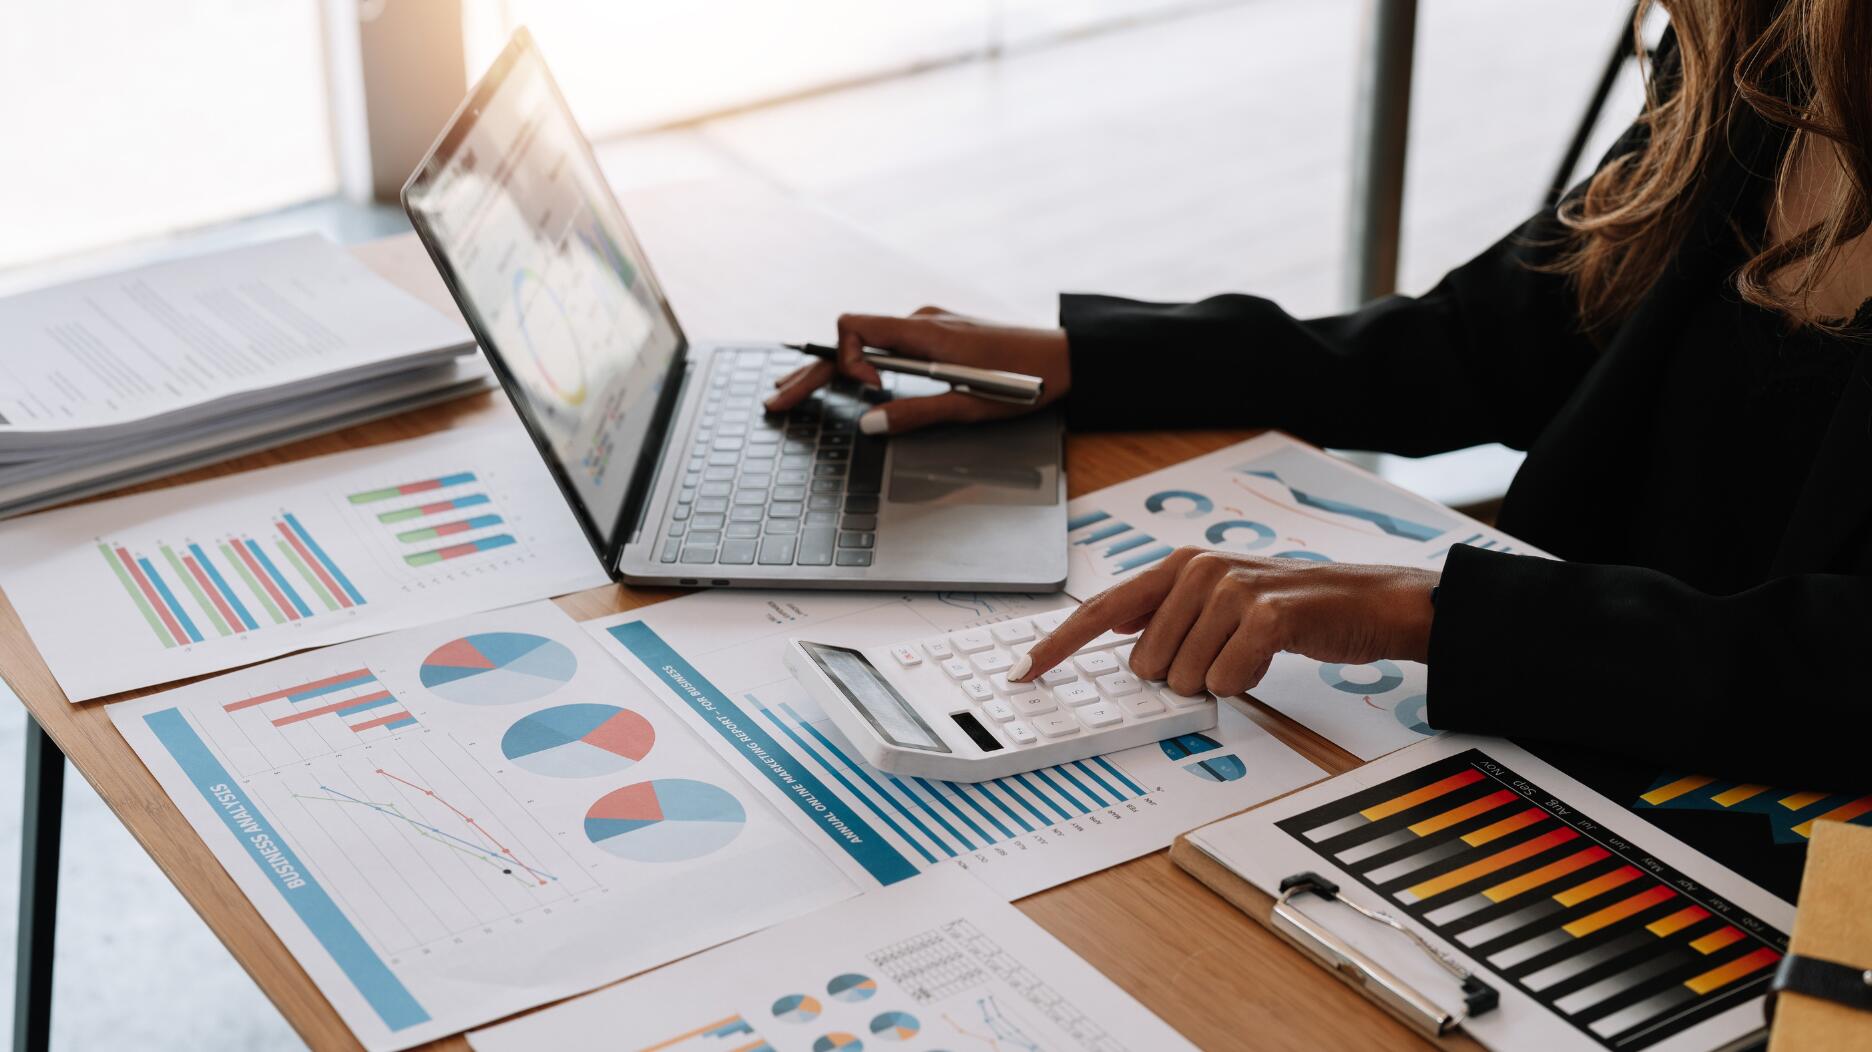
[783,342,1045,405]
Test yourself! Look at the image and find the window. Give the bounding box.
[0,1,337,270]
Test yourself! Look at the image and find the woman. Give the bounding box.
[766,1,1871,787]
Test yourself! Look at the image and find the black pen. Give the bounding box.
[783,343,1045,405]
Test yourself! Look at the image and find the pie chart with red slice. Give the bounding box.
[584,779,746,862]
[419,632,576,705]
[502,704,655,777]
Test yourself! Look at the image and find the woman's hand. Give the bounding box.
[765,307,1071,435]
[1010,548,1440,698]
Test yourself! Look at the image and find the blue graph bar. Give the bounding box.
[285,513,365,605]
[911,776,994,845]
[1115,545,1175,572]
[1074,521,1130,544]
[1054,765,1109,808]
[287,672,379,704]
[433,471,476,488]
[386,717,418,730]
[974,781,1037,831]
[1091,756,1148,797]
[944,781,1014,838]
[1073,760,1127,802]
[766,703,945,864]
[246,540,312,617]
[785,704,965,856]
[1013,773,1073,821]
[338,695,398,717]
[1032,768,1092,814]
[189,542,256,630]
[991,777,1056,826]
[1105,533,1156,557]
[138,557,202,643]
[1066,510,1110,531]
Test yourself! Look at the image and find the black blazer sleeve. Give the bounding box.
[1059,208,1602,455]
[1426,545,1872,789]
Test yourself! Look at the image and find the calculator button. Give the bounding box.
[988,673,1027,695]
[961,679,994,702]
[1099,672,1142,697]
[889,645,921,667]
[990,621,1036,645]
[1010,694,1057,717]
[1072,651,1120,677]
[1162,687,1214,708]
[1120,693,1166,717]
[1054,682,1100,707]
[971,651,1014,675]
[982,699,1016,723]
[1039,666,1078,687]
[922,639,954,660]
[941,659,973,680]
[1032,711,1080,739]
[1006,721,1039,746]
[950,629,995,653]
[1078,701,1124,728]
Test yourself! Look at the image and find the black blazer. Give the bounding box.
[1057,94,1871,789]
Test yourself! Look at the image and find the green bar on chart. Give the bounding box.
[275,540,338,611]
[163,545,230,637]
[222,541,285,624]
[100,543,175,647]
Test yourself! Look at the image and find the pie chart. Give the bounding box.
[584,779,746,862]
[772,994,821,1023]
[1319,659,1405,695]
[1204,519,1276,550]
[502,704,655,777]
[812,1034,863,1052]
[420,633,576,705]
[826,974,877,1003]
[869,1011,920,1041]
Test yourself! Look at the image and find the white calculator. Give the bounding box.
[783,607,1219,781]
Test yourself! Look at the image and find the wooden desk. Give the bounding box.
[0,186,1433,1052]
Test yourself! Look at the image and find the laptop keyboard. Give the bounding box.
[658,348,885,569]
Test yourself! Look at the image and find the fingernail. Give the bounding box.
[1008,654,1032,681]
[858,409,888,435]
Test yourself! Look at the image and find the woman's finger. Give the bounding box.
[1012,550,1201,680]
[1129,555,1227,680]
[856,391,1003,435]
[1207,627,1275,697]
[763,360,835,412]
[1166,599,1240,697]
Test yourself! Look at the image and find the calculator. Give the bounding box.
[783,607,1219,781]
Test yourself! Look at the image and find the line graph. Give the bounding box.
[256,736,597,956]
[296,768,560,887]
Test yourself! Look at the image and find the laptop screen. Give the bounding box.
[403,33,685,558]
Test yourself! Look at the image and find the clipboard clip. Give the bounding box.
[1272,871,1499,1039]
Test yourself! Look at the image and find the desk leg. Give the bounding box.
[12,718,63,1052]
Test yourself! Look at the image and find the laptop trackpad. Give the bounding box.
[886,415,1059,506]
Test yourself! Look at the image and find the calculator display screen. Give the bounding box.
[800,642,949,753]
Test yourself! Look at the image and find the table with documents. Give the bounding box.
[0,180,1494,1051]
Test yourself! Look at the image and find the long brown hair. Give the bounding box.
[1551,0,1872,336]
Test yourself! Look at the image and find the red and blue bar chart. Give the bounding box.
[100,512,366,648]
[1276,749,1787,1050]
[223,667,418,737]
[347,472,518,567]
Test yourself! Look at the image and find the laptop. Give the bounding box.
[402,30,1067,591]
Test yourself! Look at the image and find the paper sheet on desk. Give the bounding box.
[584,589,1323,900]
[0,235,471,450]
[1062,433,1550,761]
[109,601,853,1052]
[0,422,608,700]
[1186,736,1791,1052]
[469,866,1198,1052]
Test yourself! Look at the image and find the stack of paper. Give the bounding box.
[0,234,486,517]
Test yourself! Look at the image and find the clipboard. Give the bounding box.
[1765,820,1872,1052]
[1170,833,1489,1051]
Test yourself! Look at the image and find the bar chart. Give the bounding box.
[99,511,366,648]
[751,691,1150,884]
[348,471,520,568]
[1276,748,1788,1050]
[223,668,419,757]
